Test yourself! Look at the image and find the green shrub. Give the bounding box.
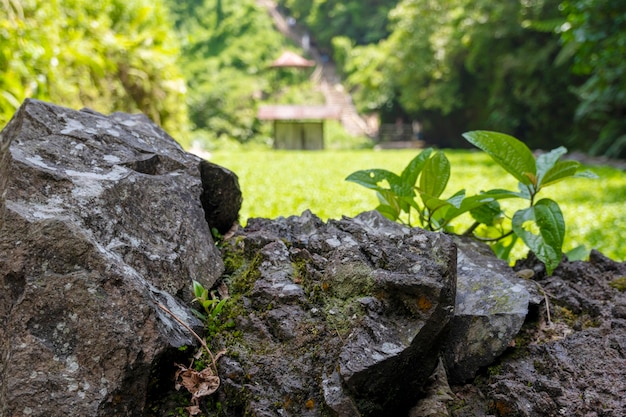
[346,131,597,274]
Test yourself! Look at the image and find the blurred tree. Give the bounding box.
[0,0,188,143]
[337,0,596,150]
[558,0,626,157]
[277,0,399,49]
[165,0,314,146]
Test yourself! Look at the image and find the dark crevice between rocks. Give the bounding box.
[144,347,197,417]
[98,357,153,416]
[198,160,242,236]
[5,271,26,305]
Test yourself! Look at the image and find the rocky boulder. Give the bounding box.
[175,210,534,417]
[4,99,623,417]
[486,251,626,416]
[208,210,458,417]
[0,99,241,416]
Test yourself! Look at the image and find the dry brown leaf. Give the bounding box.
[223,222,239,240]
[157,303,227,416]
[186,405,202,416]
[175,364,221,400]
[217,281,230,299]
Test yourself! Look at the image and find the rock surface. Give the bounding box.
[0,99,241,416]
[3,100,623,417]
[161,210,538,417]
[209,210,458,417]
[443,237,535,384]
[484,251,626,416]
[447,251,626,416]
[154,209,626,417]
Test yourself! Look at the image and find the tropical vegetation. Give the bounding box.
[164,0,319,148]
[2,0,624,156]
[280,0,626,158]
[0,0,188,140]
[346,131,598,274]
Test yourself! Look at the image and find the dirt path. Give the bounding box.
[256,0,375,137]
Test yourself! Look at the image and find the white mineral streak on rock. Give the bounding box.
[66,165,128,198]
[60,117,85,135]
[103,154,121,164]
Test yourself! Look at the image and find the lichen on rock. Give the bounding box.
[212,210,457,417]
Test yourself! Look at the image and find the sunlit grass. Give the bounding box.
[208,149,626,262]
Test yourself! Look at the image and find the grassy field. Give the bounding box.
[208,149,626,262]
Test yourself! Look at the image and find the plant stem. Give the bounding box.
[462,221,480,236]
[158,303,220,375]
[473,230,514,242]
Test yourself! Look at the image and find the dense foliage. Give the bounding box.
[279,0,625,157]
[276,0,399,49]
[164,0,322,148]
[2,0,624,156]
[167,0,276,145]
[558,0,626,157]
[0,0,188,141]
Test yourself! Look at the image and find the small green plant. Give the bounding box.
[192,280,228,323]
[346,130,597,275]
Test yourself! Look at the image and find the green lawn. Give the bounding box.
[208,149,626,262]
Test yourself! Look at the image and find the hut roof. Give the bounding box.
[258,105,341,121]
[270,51,315,68]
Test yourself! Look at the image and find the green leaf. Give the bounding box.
[209,298,229,319]
[439,193,486,222]
[375,203,401,222]
[346,169,413,197]
[470,200,503,226]
[442,189,519,223]
[191,309,207,321]
[540,160,580,187]
[565,245,589,261]
[536,147,568,187]
[479,188,527,200]
[376,189,402,212]
[446,189,466,209]
[422,195,453,216]
[346,169,398,191]
[462,130,537,186]
[573,170,599,179]
[400,148,434,187]
[517,182,533,200]
[192,280,205,299]
[491,235,519,261]
[419,151,450,200]
[512,199,565,275]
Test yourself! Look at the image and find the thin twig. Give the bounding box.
[472,230,515,242]
[461,221,480,236]
[533,282,553,325]
[158,303,219,375]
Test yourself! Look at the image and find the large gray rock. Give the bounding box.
[213,210,457,417]
[443,237,533,383]
[0,100,241,416]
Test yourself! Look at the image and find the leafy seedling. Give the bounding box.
[347,130,597,275]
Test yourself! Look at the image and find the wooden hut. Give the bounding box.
[257,105,341,150]
[260,50,339,150]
